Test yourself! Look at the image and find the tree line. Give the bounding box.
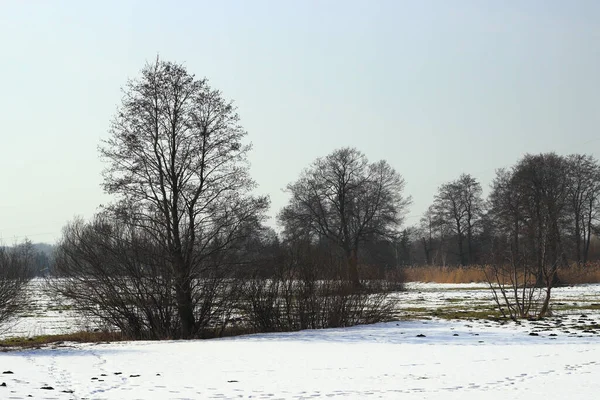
[411,154,600,269]
[1,58,599,336]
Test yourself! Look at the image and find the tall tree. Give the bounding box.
[431,173,483,265]
[488,168,524,260]
[417,207,436,265]
[565,154,600,264]
[487,153,570,317]
[279,147,411,286]
[100,58,268,338]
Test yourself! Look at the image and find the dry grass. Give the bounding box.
[558,262,600,284]
[404,263,600,285]
[0,326,270,349]
[403,266,489,284]
[0,331,126,350]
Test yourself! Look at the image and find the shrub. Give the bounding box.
[0,242,33,328]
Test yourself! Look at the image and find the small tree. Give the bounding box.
[279,147,411,286]
[0,241,33,327]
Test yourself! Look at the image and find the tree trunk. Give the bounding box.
[422,238,431,265]
[575,215,582,264]
[174,260,195,338]
[347,249,360,288]
[457,233,465,266]
[584,209,593,264]
[467,228,473,265]
[539,286,552,318]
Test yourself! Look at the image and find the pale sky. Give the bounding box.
[1,0,599,243]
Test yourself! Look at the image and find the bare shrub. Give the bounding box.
[240,245,397,332]
[0,242,33,327]
[484,256,545,320]
[50,217,242,339]
[242,277,396,333]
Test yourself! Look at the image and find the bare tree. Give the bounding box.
[279,148,411,286]
[431,174,483,265]
[487,168,537,319]
[97,58,268,338]
[0,241,33,327]
[565,154,600,264]
[52,215,253,339]
[52,217,181,339]
[417,207,436,265]
[486,153,570,318]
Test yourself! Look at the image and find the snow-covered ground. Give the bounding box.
[1,319,600,399]
[1,282,600,399]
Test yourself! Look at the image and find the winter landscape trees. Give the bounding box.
[44,59,409,339]
[413,154,600,271]
[2,57,600,338]
[485,154,571,318]
[430,174,484,266]
[52,59,269,339]
[414,153,600,319]
[279,147,411,286]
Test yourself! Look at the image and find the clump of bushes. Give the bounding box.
[240,245,398,333]
[0,242,33,328]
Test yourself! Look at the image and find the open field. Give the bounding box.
[1,281,600,399]
[5,280,600,340]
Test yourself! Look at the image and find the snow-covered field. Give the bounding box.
[1,282,600,399]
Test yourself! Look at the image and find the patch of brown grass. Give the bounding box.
[403,266,489,284]
[404,263,600,285]
[0,326,275,350]
[0,331,126,350]
[558,262,600,285]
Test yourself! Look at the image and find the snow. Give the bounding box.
[1,282,600,399]
[1,319,600,399]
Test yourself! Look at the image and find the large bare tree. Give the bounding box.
[279,147,410,286]
[99,58,268,338]
[486,153,570,318]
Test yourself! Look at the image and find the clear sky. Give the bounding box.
[1,0,599,243]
